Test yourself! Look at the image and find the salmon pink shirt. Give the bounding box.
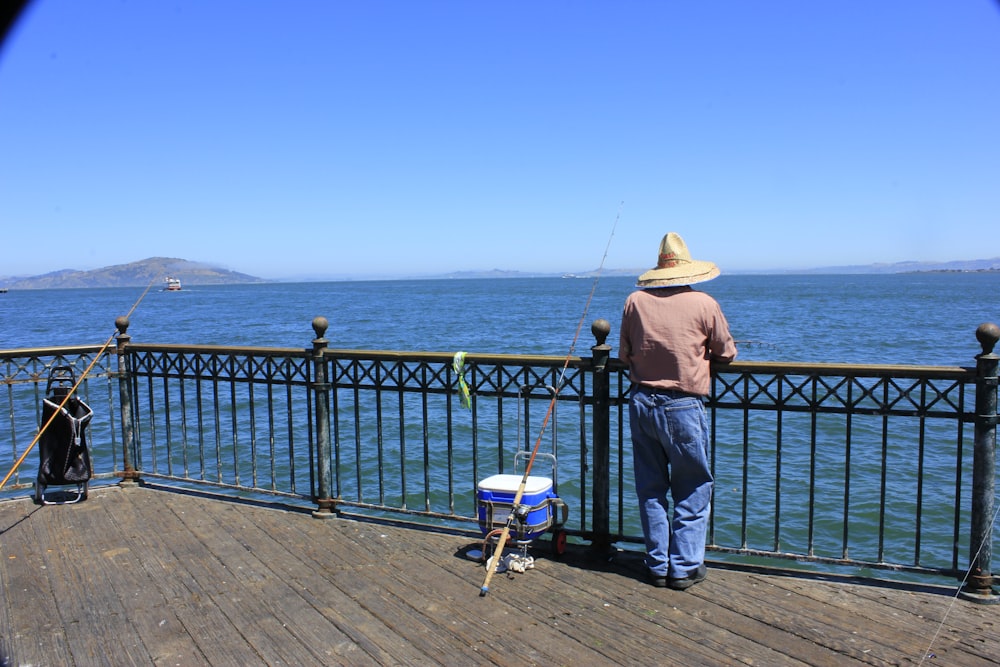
[618,286,737,397]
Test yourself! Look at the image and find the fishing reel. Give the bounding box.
[513,503,531,523]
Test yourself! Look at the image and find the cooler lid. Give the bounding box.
[478,473,552,495]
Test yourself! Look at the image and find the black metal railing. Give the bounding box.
[1,317,996,599]
[706,362,975,569]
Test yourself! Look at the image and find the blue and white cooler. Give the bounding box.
[476,469,568,555]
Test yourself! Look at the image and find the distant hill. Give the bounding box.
[3,256,997,289]
[439,259,1000,280]
[770,257,1000,275]
[1,257,264,290]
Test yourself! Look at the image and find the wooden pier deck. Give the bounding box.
[0,485,995,666]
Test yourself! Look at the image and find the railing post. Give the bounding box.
[114,316,141,487]
[960,322,999,604]
[590,318,613,552]
[311,316,336,519]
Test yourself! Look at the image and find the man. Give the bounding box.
[618,232,737,590]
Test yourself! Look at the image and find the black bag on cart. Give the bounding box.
[34,366,93,505]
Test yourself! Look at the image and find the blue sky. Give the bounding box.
[1,1,998,280]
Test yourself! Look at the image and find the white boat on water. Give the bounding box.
[164,277,181,291]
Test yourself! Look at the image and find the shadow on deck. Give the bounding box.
[0,485,994,666]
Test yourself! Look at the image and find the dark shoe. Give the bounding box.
[667,564,707,591]
[647,570,668,588]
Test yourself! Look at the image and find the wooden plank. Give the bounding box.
[70,492,206,666]
[330,520,799,667]
[431,541,735,666]
[538,548,824,666]
[687,565,979,666]
[0,502,74,666]
[2,486,997,667]
[483,544,816,666]
[119,487,336,666]
[752,569,1000,666]
[100,486,261,665]
[164,499,377,666]
[157,492,415,666]
[254,505,554,665]
[26,497,156,665]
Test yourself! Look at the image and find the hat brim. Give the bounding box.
[636,261,720,288]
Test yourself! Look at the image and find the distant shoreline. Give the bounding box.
[3,257,999,290]
[4,268,1000,292]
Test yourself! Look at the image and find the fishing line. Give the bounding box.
[480,202,622,596]
[0,276,159,491]
[917,498,1000,665]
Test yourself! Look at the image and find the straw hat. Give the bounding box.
[636,232,720,287]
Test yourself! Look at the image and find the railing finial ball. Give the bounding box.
[312,316,329,339]
[115,316,130,334]
[976,322,999,355]
[592,318,611,346]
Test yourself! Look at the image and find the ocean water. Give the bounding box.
[3,273,998,574]
[2,272,998,365]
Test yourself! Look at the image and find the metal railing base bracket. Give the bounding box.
[957,586,1000,605]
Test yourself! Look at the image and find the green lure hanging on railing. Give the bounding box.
[452,351,472,410]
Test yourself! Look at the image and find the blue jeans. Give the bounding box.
[629,387,713,579]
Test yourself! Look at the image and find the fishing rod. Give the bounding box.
[480,203,622,597]
[0,276,159,492]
